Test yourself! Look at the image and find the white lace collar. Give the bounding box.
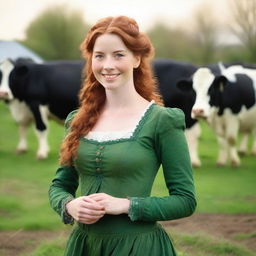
[85,100,154,142]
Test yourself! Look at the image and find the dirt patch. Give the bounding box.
[0,213,255,256]
[0,229,68,256]
[162,213,256,252]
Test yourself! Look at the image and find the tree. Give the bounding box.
[22,5,89,60]
[230,0,256,62]
[147,23,193,62]
[192,4,218,64]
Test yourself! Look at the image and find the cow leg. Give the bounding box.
[8,100,33,154]
[34,129,49,160]
[238,133,249,155]
[16,124,29,154]
[35,105,50,160]
[224,113,240,167]
[209,115,228,166]
[28,102,49,160]
[185,122,201,167]
[251,128,256,156]
[216,135,229,166]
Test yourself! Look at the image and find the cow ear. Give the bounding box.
[176,79,193,91]
[14,65,29,78]
[213,75,227,91]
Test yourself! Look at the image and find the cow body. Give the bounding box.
[1,58,201,166]
[0,59,84,159]
[178,64,256,166]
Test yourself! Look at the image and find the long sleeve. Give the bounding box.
[48,110,79,224]
[49,165,79,224]
[128,108,197,221]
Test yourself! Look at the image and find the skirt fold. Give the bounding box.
[64,224,176,256]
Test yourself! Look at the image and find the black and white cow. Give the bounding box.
[0,58,84,159]
[152,59,201,167]
[1,58,201,166]
[177,63,256,167]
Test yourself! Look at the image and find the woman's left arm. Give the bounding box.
[128,108,197,222]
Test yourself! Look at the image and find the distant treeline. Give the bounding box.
[21,1,256,65]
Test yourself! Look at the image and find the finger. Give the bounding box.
[88,193,107,200]
[77,214,104,223]
[77,207,105,217]
[83,209,105,217]
[82,201,105,211]
[82,197,105,210]
[78,213,104,221]
[87,195,102,201]
[89,193,106,197]
[80,218,101,224]
[82,196,102,204]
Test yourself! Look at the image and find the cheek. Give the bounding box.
[92,61,101,74]
[118,61,133,73]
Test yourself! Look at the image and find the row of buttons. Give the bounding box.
[95,145,105,172]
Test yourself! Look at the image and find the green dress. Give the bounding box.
[49,103,196,256]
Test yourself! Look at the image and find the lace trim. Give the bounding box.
[85,130,134,142]
[84,100,155,143]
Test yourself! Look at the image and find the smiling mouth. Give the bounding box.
[102,74,120,80]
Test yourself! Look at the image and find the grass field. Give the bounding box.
[0,102,255,256]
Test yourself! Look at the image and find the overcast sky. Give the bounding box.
[1,0,233,41]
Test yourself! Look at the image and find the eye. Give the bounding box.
[115,53,124,58]
[94,54,104,59]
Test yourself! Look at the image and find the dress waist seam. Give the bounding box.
[76,222,162,236]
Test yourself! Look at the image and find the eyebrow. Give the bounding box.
[93,50,127,54]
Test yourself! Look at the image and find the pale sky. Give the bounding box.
[0,0,233,41]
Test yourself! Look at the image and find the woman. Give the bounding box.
[49,16,196,256]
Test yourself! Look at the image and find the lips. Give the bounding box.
[102,73,120,81]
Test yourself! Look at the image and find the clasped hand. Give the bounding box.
[66,193,130,224]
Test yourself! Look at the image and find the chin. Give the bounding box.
[102,84,120,90]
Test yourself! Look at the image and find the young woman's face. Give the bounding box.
[92,33,140,91]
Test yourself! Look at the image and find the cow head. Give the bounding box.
[0,59,15,101]
[0,58,32,101]
[177,68,228,120]
[9,62,31,101]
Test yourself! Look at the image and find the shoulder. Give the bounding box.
[64,109,78,130]
[153,105,185,131]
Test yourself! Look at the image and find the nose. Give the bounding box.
[192,108,205,117]
[103,57,115,71]
[0,91,8,99]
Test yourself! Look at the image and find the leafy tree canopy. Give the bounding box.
[22,5,89,60]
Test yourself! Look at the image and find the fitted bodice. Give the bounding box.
[74,102,160,198]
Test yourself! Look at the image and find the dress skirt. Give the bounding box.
[64,214,176,256]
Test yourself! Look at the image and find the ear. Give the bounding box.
[213,75,227,91]
[176,79,193,91]
[133,55,141,69]
[14,65,29,78]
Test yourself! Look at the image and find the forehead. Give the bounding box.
[93,33,129,52]
[0,60,14,78]
[192,68,215,92]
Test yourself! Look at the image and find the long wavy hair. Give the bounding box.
[60,16,163,166]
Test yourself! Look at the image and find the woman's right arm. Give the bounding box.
[48,110,80,224]
[48,165,79,224]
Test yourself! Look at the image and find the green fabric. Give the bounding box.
[49,104,196,256]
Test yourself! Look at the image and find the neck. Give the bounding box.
[104,85,147,110]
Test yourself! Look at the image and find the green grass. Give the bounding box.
[23,238,65,256]
[232,232,256,240]
[170,231,256,256]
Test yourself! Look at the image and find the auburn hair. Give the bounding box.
[60,16,163,166]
